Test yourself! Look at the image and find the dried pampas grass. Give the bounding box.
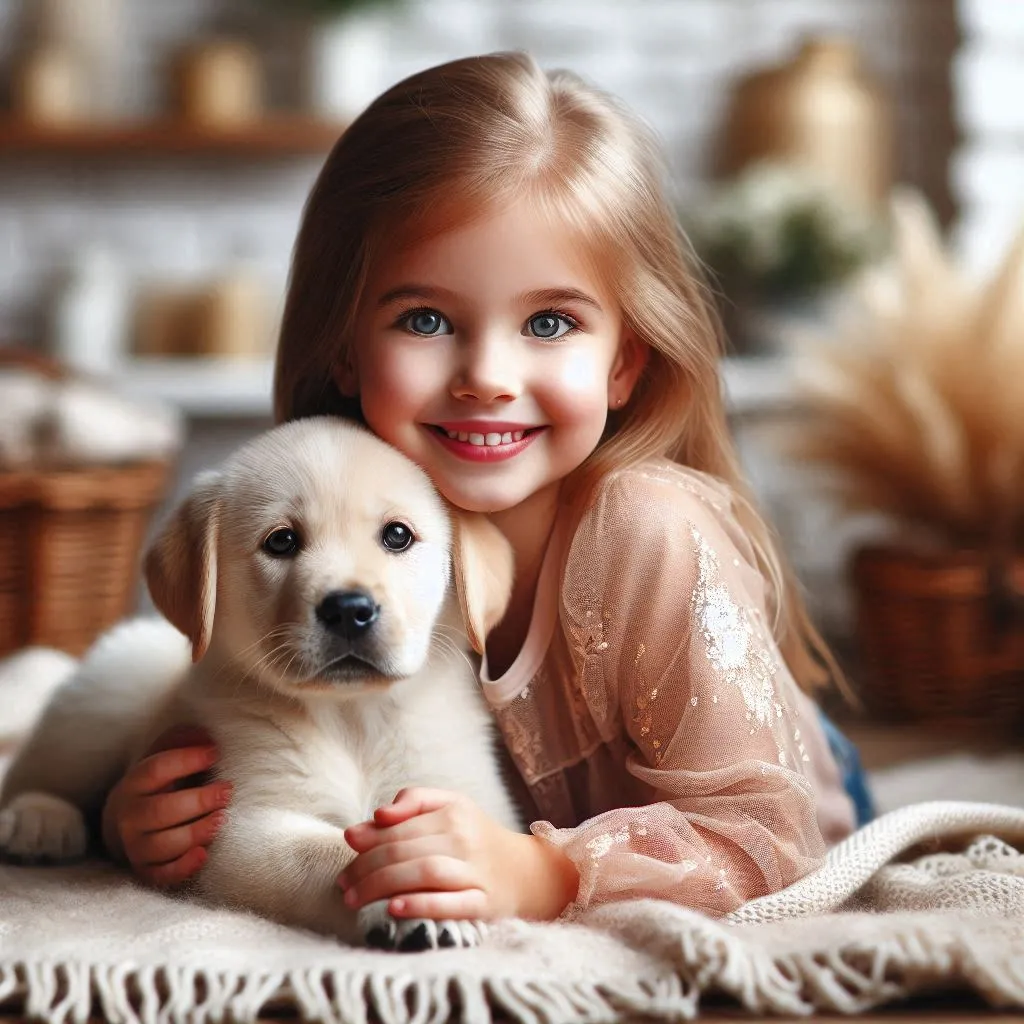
[791,189,1024,550]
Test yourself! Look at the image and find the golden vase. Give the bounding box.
[720,36,892,211]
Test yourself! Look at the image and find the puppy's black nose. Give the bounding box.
[316,590,380,638]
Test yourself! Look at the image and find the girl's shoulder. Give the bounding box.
[586,457,738,528]
[564,457,759,578]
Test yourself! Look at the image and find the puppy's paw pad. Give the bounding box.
[395,920,434,952]
[393,918,488,952]
[439,919,489,949]
[0,792,87,863]
[358,899,398,949]
[364,920,398,950]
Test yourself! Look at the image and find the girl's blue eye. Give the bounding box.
[527,313,576,340]
[402,309,451,336]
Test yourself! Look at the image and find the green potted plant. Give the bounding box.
[685,161,886,355]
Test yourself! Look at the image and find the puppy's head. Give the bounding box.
[145,418,513,697]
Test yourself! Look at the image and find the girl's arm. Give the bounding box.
[534,467,853,917]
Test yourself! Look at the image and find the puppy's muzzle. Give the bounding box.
[316,589,380,640]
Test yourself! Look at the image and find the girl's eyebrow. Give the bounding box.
[517,287,604,313]
[376,284,604,312]
[377,284,457,307]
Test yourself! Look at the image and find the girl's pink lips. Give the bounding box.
[424,424,545,462]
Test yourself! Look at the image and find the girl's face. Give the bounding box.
[344,198,646,515]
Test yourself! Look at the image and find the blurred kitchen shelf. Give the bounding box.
[0,117,346,157]
[119,356,798,419]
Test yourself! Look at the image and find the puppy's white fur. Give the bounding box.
[0,418,521,947]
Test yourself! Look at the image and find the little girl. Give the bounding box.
[102,51,870,921]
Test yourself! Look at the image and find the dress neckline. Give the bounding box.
[478,513,566,707]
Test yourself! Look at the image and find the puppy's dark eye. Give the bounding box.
[263,528,300,557]
[381,521,414,552]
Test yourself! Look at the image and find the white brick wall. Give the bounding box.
[952,0,1024,273]
[0,0,956,345]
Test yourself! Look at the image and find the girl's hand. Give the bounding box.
[338,788,579,922]
[101,725,232,888]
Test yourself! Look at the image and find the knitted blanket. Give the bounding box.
[3,799,1024,1022]
[3,665,1024,1022]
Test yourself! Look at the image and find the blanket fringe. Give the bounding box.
[773,924,1024,1015]
[9,930,1024,1024]
[6,961,705,1024]
[0,963,22,1006]
[674,916,808,1016]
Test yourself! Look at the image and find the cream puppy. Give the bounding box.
[0,417,521,950]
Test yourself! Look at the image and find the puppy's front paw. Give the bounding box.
[393,918,490,952]
[359,906,489,953]
[0,791,88,863]
[357,900,397,949]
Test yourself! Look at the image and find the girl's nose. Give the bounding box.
[449,335,520,403]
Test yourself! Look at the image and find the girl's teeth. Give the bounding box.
[442,428,529,446]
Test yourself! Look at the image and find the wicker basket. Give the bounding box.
[851,544,1024,728]
[0,350,176,656]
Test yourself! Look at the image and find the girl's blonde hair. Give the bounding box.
[274,51,837,693]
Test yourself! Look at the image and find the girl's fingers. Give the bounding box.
[384,788,459,819]
[388,889,489,921]
[343,855,473,909]
[125,781,232,834]
[138,845,209,889]
[128,810,227,867]
[347,790,461,848]
[126,745,219,797]
[371,803,420,827]
[339,835,450,889]
[344,808,445,852]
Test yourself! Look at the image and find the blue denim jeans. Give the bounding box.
[819,712,876,828]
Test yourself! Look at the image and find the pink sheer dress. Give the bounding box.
[480,458,856,919]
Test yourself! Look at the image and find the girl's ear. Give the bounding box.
[452,513,515,655]
[608,330,649,407]
[144,471,221,663]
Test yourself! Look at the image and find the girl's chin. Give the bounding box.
[427,473,529,514]
[435,486,522,515]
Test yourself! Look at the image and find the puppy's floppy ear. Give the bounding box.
[453,513,515,654]
[144,470,221,663]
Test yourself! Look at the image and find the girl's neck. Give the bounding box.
[487,479,562,579]
[481,480,563,678]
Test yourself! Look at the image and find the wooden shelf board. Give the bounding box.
[0,117,346,156]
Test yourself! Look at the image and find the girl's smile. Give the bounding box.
[427,422,545,462]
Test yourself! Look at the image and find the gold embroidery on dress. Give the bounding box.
[577,595,611,665]
[630,642,664,765]
[585,825,630,860]
[690,527,779,729]
[493,701,546,783]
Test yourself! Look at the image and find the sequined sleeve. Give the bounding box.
[531,462,848,917]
